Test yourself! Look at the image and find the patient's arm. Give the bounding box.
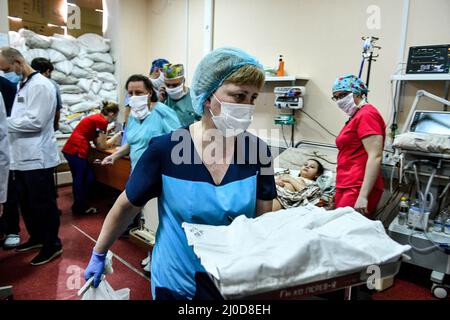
[280,176,306,192]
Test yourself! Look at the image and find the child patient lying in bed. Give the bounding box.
[272,159,325,211]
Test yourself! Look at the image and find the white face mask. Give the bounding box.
[129,95,150,120]
[166,83,186,100]
[336,93,359,117]
[209,94,255,137]
[150,72,165,90]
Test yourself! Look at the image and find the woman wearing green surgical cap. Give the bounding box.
[84,47,277,300]
[331,74,386,218]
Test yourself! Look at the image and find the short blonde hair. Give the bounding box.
[224,65,265,90]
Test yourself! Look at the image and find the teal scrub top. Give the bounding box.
[126,102,181,171]
[165,89,201,127]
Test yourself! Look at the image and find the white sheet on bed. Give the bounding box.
[182,205,411,298]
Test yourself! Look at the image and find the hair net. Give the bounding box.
[150,58,169,74]
[332,74,368,96]
[190,47,263,115]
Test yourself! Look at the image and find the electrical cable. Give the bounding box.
[299,110,337,138]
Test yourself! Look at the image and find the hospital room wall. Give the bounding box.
[104,0,151,121]
[145,0,450,147]
[0,0,8,35]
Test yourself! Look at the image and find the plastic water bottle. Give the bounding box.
[444,217,450,235]
[398,197,409,226]
[433,213,444,233]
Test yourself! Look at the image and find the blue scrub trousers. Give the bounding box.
[63,152,95,213]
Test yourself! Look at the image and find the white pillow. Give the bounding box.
[19,29,51,49]
[47,49,67,63]
[51,36,80,59]
[91,62,115,73]
[55,60,74,75]
[97,72,117,84]
[72,57,94,69]
[77,33,110,53]
[89,52,113,64]
[60,85,83,94]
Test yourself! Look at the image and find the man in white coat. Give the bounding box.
[0,47,62,266]
[0,92,9,219]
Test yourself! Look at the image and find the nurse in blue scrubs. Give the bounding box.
[85,48,277,300]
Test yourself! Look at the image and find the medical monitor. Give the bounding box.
[409,111,450,136]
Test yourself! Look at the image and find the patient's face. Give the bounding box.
[300,160,320,180]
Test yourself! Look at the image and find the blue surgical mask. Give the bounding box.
[2,71,23,84]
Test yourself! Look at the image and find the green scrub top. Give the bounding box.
[165,89,201,127]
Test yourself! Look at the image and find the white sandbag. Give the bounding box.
[61,93,84,106]
[70,101,101,113]
[89,52,113,64]
[23,49,49,64]
[91,80,103,94]
[72,56,94,69]
[78,79,93,92]
[77,33,110,53]
[19,29,51,49]
[51,36,80,59]
[91,62,115,73]
[70,120,81,129]
[55,60,74,75]
[46,48,67,63]
[102,82,117,91]
[99,89,118,102]
[58,75,79,85]
[97,72,117,84]
[51,70,66,83]
[85,92,103,105]
[58,122,73,134]
[60,85,83,94]
[8,31,27,52]
[71,66,92,79]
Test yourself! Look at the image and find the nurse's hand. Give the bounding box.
[101,155,115,166]
[354,195,369,216]
[84,250,107,288]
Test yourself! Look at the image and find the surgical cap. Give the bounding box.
[332,74,368,96]
[163,64,185,80]
[150,59,169,74]
[190,47,264,115]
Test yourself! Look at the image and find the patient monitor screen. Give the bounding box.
[410,111,450,135]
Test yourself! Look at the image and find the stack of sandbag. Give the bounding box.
[9,29,119,135]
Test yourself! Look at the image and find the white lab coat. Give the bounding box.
[7,73,60,171]
[0,93,9,203]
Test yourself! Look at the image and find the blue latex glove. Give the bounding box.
[84,250,107,288]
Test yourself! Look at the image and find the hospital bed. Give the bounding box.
[274,141,338,208]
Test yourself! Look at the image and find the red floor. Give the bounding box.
[0,186,442,300]
[0,186,151,300]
